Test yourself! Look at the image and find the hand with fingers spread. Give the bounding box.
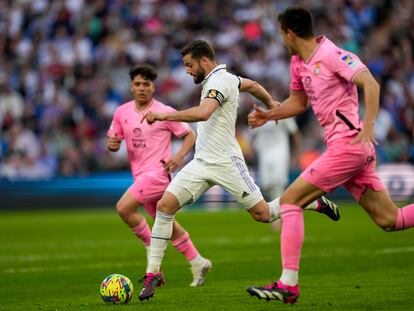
[141,111,166,124]
[350,124,378,146]
[248,104,271,128]
[107,133,121,151]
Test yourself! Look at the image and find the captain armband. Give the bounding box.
[205,89,224,105]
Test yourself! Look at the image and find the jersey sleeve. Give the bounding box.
[237,76,242,89]
[289,56,305,92]
[107,109,124,139]
[327,49,368,82]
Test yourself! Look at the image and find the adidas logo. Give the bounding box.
[241,191,249,198]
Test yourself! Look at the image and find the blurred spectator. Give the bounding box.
[0,80,24,122]
[0,0,413,180]
[251,117,301,200]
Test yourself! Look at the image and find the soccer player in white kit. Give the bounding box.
[138,40,339,301]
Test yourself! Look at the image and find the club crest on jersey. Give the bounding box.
[314,63,321,75]
[341,54,359,69]
[208,89,217,98]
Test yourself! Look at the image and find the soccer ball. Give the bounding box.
[100,274,134,304]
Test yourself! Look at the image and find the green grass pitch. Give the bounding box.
[1,203,414,310]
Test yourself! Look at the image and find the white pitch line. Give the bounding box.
[0,253,91,263]
[2,261,141,274]
[0,239,133,251]
[375,246,414,254]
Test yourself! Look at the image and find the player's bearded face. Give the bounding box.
[183,54,206,84]
[193,64,205,84]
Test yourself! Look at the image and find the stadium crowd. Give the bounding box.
[0,0,413,180]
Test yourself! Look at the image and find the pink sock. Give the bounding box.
[172,232,199,261]
[395,204,414,230]
[132,219,151,246]
[281,204,304,270]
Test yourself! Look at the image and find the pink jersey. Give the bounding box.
[107,98,190,178]
[290,36,368,143]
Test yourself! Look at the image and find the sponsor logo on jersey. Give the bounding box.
[133,127,142,137]
[341,54,359,69]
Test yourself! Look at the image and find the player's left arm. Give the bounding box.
[141,99,219,124]
[239,78,275,109]
[163,128,196,173]
[351,70,380,145]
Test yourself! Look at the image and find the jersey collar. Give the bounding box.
[202,64,226,84]
[134,98,155,114]
[305,35,326,64]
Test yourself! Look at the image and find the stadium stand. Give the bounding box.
[0,1,413,202]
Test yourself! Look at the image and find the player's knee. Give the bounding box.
[116,201,130,220]
[156,199,175,215]
[249,209,269,223]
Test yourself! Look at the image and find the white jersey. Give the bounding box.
[252,118,298,192]
[195,64,244,163]
[252,118,298,156]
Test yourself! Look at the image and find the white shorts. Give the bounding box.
[166,157,263,209]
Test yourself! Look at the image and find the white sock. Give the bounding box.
[189,254,205,267]
[303,200,318,211]
[280,268,298,286]
[267,197,281,222]
[268,197,318,220]
[146,211,174,273]
[145,245,150,265]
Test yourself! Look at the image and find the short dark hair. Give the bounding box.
[277,6,314,38]
[129,65,157,81]
[180,40,215,61]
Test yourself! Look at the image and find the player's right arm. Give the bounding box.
[248,91,308,128]
[107,110,123,152]
[350,70,379,146]
[142,99,219,124]
[107,133,121,152]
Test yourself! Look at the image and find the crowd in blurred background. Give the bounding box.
[0,0,413,180]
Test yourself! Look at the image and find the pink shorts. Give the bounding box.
[127,170,170,217]
[301,136,385,202]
